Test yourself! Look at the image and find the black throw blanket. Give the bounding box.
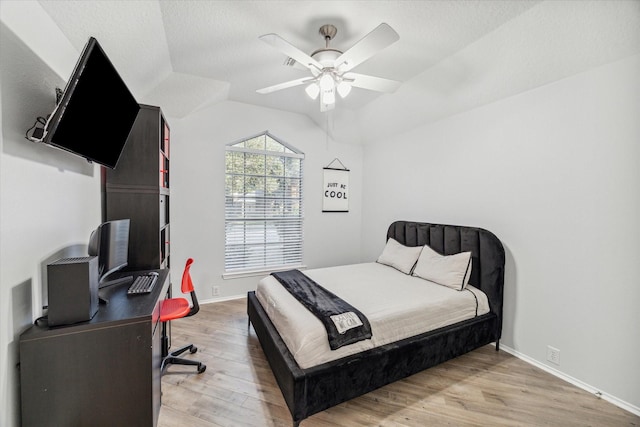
[271,269,372,350]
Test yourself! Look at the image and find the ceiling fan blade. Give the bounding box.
[344,73,401,93]
[335,23,399,73]
[259,33,323,72]
[256,77,314,94]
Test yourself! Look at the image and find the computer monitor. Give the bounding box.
[88,219,130,288]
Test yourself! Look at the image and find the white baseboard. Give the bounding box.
[498,343,640,417]
[200,293,245,305]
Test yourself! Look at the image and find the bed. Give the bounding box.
[247,220,505,426]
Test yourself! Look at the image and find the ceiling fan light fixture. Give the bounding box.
[337,81,352,98]
[319,73,335,91]
[305,83,320,100]
[321,87,336,105]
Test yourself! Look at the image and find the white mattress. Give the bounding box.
[255,262,490,369]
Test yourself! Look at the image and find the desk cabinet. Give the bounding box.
[19,270,169,427]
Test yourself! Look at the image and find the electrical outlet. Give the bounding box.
[212,286,220,296]
[547,346,560,365]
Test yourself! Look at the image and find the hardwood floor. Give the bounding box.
[158,298,638,427]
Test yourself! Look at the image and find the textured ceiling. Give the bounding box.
[36,0,640,144]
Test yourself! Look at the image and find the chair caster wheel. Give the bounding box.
[197,364,206,374]
[190,346,198,354]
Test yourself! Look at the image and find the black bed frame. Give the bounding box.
[247,220,505,426]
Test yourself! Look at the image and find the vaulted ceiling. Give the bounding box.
[37,0,640,144]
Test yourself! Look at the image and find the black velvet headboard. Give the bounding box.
[387,220,505,339]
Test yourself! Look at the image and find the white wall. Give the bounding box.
[1,3,102,426]
[168,100,363,300]
[361,54,640,412]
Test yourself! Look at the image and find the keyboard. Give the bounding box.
[127,273,158,295]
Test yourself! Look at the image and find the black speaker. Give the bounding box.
[47,256,99,327]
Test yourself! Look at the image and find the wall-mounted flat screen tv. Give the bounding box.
[42,36,140,169]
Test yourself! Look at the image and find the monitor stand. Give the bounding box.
[98,275,134,304]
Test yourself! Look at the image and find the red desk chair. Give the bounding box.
[160,258,206,374]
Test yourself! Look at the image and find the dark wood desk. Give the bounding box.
[19,269,170,427]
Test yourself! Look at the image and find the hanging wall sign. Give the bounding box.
[322,159,349,212]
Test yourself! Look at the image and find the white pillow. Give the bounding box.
[376,238,423,274]
[412,244,472,290]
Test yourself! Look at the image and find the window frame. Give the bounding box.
[223,131,305,278]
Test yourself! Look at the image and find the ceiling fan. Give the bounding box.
[257,23,401,112]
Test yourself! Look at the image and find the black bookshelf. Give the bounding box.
[103,104,170,271]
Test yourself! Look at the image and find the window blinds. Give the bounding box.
[225,133,304,273]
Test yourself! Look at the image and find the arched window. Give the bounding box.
[224,132,304,275]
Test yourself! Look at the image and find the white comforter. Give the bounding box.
[256,262,489,369]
